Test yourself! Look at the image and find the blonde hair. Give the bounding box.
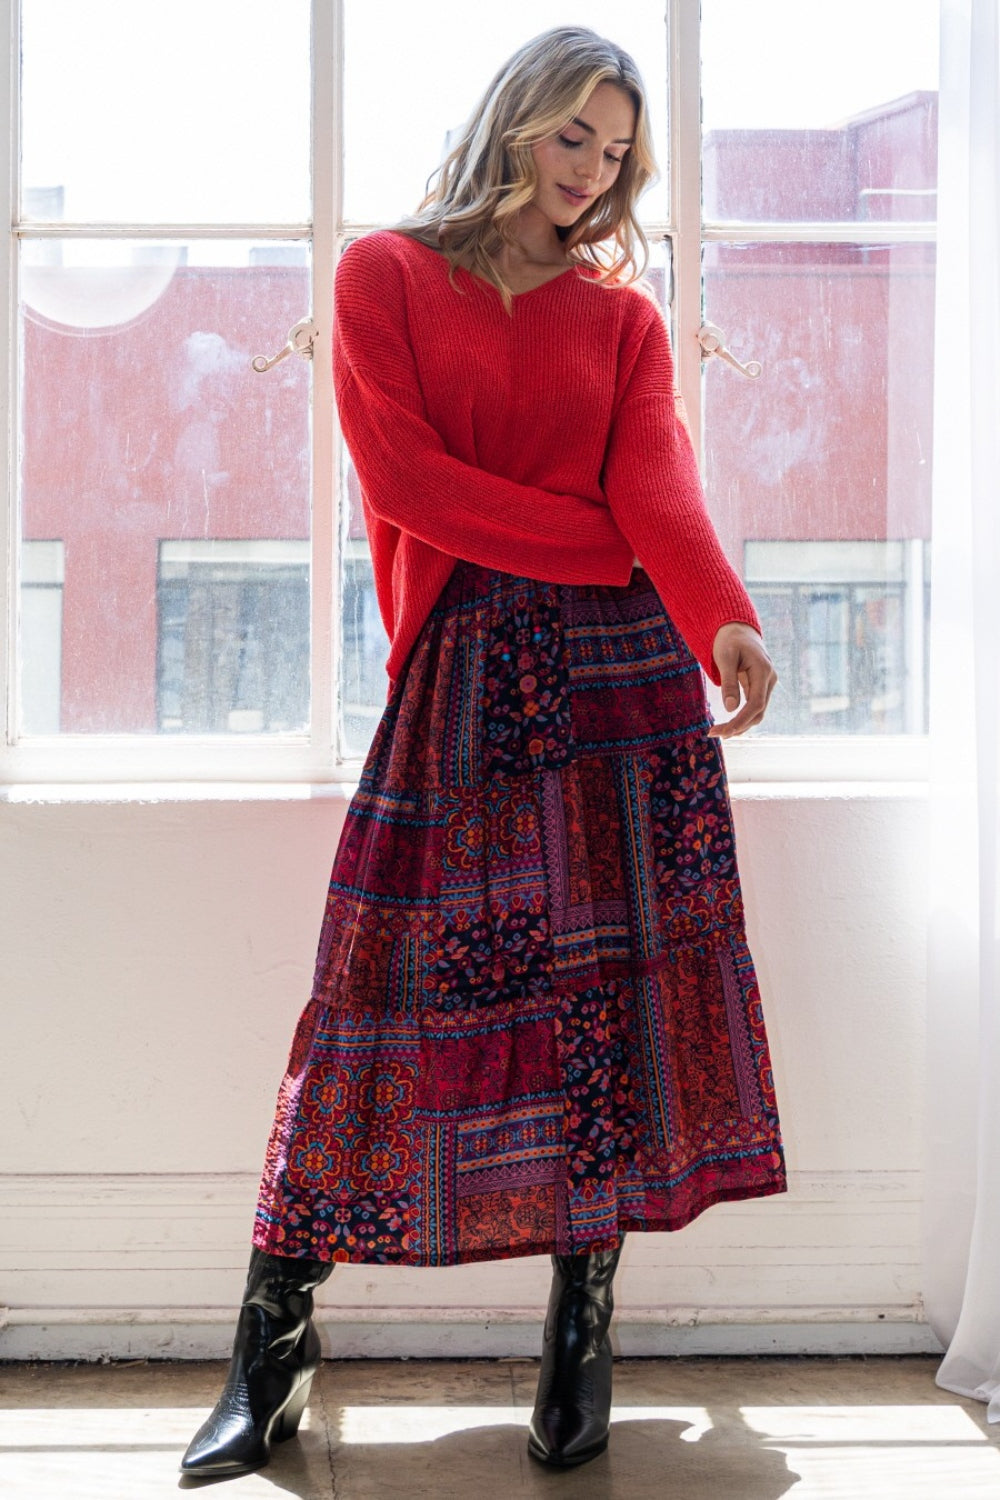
[396,26,657,309]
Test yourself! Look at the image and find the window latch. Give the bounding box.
[697,323,762,379]
[251,318,318,374]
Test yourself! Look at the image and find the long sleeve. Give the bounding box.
[334,238,635,585]
[602,303,761,683]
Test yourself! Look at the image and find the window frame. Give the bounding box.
[0,0,932,787]
[1,0,340,784]
[682,0,933,783]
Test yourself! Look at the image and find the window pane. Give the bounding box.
[701,0,939,222]
[339,532,390,759]
[343,0,669,225]
[21,0,311,224]
[746,543,926,733]
[702,241,934,735]
[158,543,309,733]
[20,541,64,733]
[18,240,311,736]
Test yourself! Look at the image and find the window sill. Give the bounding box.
[0,780,361,805]
[0,780,928,807]
[718,733,929,783]
[0,738,929,804]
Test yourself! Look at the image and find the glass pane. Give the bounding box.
[339,528,390,759]
[344,1,668,225]
[702,241,934,735]
[21,0,311,224]
[20,541,64,733]
[158,542,309,733]
[18,240,312,736]
[701,0,939,222]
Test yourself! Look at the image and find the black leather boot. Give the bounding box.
[180,1247,334,1480]
[527,1240,624,1467]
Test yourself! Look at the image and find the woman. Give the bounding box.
[182,25,785,1479]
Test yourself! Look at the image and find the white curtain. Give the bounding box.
[924,0,1000,1416]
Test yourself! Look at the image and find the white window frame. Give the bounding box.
[672,0,932,782]
[1,0,340,785]
[0,0,931,787]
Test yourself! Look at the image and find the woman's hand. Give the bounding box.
[708,623,778,739]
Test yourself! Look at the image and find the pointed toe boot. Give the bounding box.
[527,1240,624,1467]
[180,1247,333,1480]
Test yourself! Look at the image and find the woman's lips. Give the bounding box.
[558,184,591,205]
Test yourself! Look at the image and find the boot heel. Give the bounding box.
[273,1373,313,1443]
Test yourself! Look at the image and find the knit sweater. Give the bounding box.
[333,230,760,691]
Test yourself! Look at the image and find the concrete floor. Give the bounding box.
[1,1355,998,1499]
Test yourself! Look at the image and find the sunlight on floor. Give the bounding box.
[741,1403,991,1442]
[337,1402,713,1443]
[740,1404,1000,1498]
[0,1406,225,1447]
[2,1360,999,1500]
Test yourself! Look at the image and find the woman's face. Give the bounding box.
[530,81,636,228]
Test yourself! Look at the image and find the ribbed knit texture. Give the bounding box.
[334,230,760,690]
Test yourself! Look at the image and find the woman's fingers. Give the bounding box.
[718,656,742,715]
[708,624,778,739]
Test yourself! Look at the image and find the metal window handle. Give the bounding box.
[698,323,762,379]
[251,318,318,373]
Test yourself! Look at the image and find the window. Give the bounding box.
[746,541,929,734]
[157,542,310,734]
[699,1,938,752]
[19,540,63,734]
[6,0,320,777]
[1,1,940,782]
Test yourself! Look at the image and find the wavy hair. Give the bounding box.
[395,27,657,308]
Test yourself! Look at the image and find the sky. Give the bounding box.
[700,0,939,129]
[19,0,940,246]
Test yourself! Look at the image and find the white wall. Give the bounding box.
[0,785,938,1359]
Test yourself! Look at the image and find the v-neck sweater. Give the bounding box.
[333,229,760,692]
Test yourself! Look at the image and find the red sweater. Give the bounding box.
[333,230,760,691]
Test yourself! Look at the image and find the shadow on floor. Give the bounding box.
[2,1355,999,1500]
[200,1422,797,1500]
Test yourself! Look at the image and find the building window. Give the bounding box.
[19,539,64,734]
[746,541,928,735]
[157,542,309,734]
[339,534,389,753]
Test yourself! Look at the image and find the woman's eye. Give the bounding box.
[558,134,624,166]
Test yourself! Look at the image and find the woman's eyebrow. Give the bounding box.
[570,115,635,145]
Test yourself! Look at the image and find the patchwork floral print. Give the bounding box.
[254,562,786,1266]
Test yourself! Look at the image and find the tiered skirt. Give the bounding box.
[253,560,786,1266]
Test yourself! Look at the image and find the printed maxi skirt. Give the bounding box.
[254,561,787,1266]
